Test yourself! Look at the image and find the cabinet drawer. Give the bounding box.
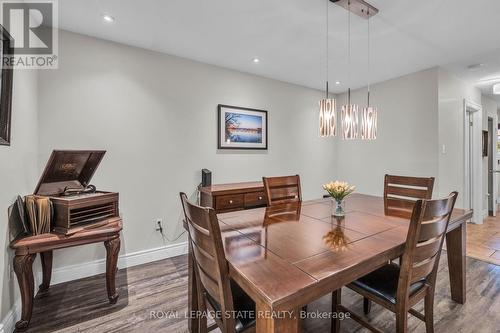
[215,194,244,211]
[244,192,267,208]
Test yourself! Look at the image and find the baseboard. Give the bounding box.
[1,241,188,332]
[0,299,21,333]
[46,241,188,285]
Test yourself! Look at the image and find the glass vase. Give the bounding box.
[332,198,345,217]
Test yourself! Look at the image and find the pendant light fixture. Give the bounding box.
[341,0,359,140]
[361,7,377,140]
[319,0,336,137]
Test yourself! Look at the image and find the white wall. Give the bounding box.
[438,68,482,209]
[0,70,39,319]
[335,68,439,197]
[37,31,336,269]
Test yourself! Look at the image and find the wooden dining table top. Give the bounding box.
[215,193,472,312]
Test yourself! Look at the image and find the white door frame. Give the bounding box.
[488,116,498,216]
[463,99,483,224]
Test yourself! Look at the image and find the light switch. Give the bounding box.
[441,144,446,154]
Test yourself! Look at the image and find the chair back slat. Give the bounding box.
[386,185,429,199]
[192,246,222,300]
[412,238,441,263]
[384,174,435,219]
[263,175,302,206]
[180,192,236,330]
[410,255,439,284]
[397,192,458,302]
[420,198,453,219]
[418,217,448,242]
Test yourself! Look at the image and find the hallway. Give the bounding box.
[467,215,500,264]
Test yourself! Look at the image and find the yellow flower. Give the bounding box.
[322,180,355,201]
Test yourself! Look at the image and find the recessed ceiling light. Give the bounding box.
[102,14,115,23]
[494,83,500,95]
[335,81,341,85]
[252,57,260,63]
[467,63,484,70]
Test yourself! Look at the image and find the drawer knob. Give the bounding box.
[258,196,263,200]
[229,200,233,204]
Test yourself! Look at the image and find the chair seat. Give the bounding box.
[205,280,256,333]
[350,263,426,304]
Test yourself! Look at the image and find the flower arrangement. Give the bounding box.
[322,181,356,201]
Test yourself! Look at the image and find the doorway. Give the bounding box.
[488,117,498,216]
[463,99,482,224]
[463,101,500,265]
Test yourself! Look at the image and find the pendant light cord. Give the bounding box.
[367,8,371,107]
[347,0,351,105]
[326,0,329,98]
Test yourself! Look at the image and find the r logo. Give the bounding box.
[2,1,53,54]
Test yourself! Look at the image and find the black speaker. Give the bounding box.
[201,169,212,187]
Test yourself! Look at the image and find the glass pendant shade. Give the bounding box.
[319,98,336,137]
[341,103,359,139]
[361,106,377,140]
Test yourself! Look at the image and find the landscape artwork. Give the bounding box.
[218,105,268,149]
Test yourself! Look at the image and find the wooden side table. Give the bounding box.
[9,217,123,332]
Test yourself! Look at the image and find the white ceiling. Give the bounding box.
[58,0,500,97]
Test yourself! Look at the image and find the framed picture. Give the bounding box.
[218,104,268,150]
[0,25,14,146]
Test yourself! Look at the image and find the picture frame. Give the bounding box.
[0,25,14,146]
[217,104,268,150]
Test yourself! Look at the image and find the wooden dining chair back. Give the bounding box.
[334,192,458,333]
[384,174,435,219]
[262,175,302,206]
[180,193,255,333]
[398,191,458,300]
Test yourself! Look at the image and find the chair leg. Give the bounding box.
[424,293,435,333]
[395,308,408,333]
[363,297,371,314]
[331,290,341,333]
[197,290,208,333]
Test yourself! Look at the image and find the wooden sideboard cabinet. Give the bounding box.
[200,181,267,213]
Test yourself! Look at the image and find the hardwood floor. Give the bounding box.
[23,253,499,333]
[467,214,500,265]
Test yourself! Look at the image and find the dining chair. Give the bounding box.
[332,191,458,333]
[180,193,256,333]
[382,173,436,308]
[262,174,302,206]
[384,174,435,219]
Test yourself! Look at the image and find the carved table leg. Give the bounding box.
[446,223,466,304]
[13,254,36,332]
[104,237,120,304]
[39,251,53,296]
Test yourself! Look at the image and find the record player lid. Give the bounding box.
[34,150,106,196]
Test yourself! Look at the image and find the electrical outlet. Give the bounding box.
[155,219,163,233]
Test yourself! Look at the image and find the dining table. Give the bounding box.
[186,193,472,333]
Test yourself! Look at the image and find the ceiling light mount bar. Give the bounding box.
[330,0,378,19]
